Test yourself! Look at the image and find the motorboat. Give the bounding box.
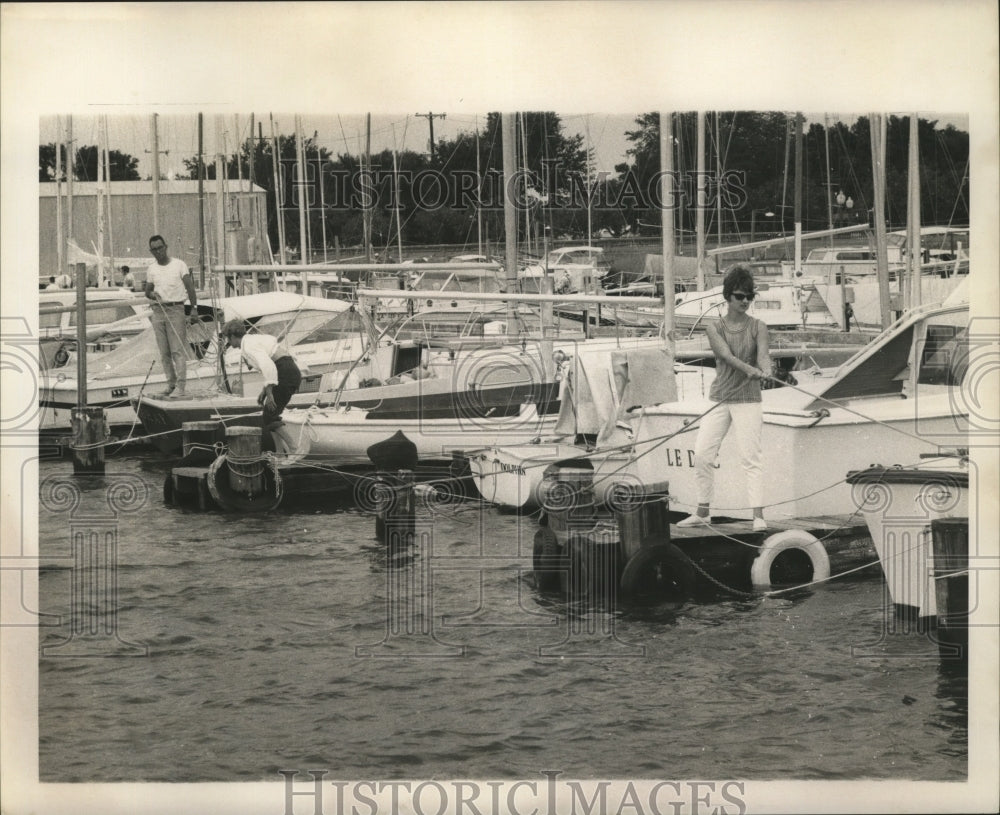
[845,451,970,617]
[672,279,841,332]
[627,283,972,522]
[520,246,609,295]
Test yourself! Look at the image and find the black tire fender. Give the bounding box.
[620,542,696,606]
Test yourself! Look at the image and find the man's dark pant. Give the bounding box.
[264,356,302,426]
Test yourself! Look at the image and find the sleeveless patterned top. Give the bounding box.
[708,317,762,403]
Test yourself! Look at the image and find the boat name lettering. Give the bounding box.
[664,448,696,468]
[493,458,525,475]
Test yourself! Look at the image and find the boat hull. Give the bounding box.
[275,403,557,461]
[136,378,561,454]
[846,460,969,616]
[631,394,969,522]
[38,336,366,433]
[466,443,635,510]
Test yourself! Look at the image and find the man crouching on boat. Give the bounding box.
[221,319,302,430]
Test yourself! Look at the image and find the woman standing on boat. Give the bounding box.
[221,319,302,429]
[678,264,771,531]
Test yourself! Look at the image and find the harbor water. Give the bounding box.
[37,453,967,784]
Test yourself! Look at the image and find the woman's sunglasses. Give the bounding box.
[730,292,754,302]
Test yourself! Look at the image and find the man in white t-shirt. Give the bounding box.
[144,235,198,398]
[221,319,302,428]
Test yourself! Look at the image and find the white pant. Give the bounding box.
[693,401,763,510]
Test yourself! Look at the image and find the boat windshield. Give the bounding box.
[296,310,370,344]
[549,249,600,266]
[251,308,354,347]
[812,306,968,404]
[917,321,968,386]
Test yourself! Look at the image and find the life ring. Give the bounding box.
[532,527,566,591]
[619,541,696,606]
[750,530,831,588]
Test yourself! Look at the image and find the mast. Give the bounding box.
[269,114,286,265]
[235,114,244,193]
[391,126,403,262]
[475,120,483,256]
[660,111,675,339]
[150,113,161,233]
[715,111,722,246]
[248,113,255,195]
[364,113,372,263]
[869,112,892,329]
[56,116,64,278]
[520,113,531,256]
[780,116,791,238]
[215,115,227,270]
[907,113,921,309]
[586,119,592,245]
[197,113,206,289]
[102,116,114,285]
[294,115,309,287]
[501,113,519,327]
[793,112,804,272]
[96,119,105,287]
[67,115,74,256]
[315,130,327,262]
[824,114,834,248]
[695,111,706,290]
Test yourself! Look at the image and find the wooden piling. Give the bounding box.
[181,420,226,460]
[612,480,671,564]
[71,407,107,475]
[931,517,969,660]
[225,426,264,496]
[376,469,415,548]
[71,261,105,475]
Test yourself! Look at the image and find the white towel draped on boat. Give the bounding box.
[554,345,676,445]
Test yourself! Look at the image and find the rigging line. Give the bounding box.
[763,557,883,597]
[945,158,970,225]
[335,115,353,157]
[771,377,955,446]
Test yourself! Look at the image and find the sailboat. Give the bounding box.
[41,292,371,433]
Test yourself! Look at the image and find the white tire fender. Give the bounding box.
[750,529,831,587]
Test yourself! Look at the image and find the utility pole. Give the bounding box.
[146,113,170,234]
[415,111,445,161]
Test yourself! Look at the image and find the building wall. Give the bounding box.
[39,187,270,277]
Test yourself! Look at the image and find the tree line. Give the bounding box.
[39,112,969,255]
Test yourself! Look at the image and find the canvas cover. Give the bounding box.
[554,345,677,446]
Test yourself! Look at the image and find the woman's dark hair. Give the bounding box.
[722,264,756,300]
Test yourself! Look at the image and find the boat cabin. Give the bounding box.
[807,301,968,408]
